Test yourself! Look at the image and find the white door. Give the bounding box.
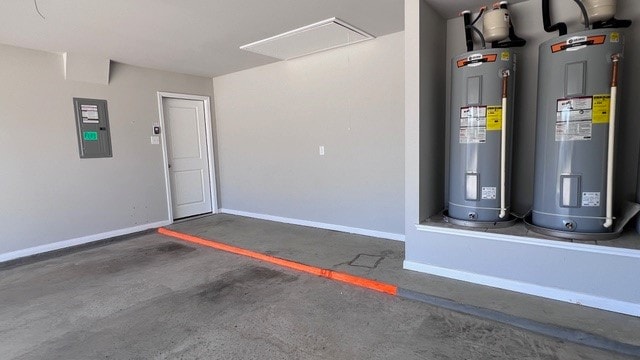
[163,98,212,219]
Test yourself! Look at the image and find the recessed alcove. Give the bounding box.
[404,0,640,316]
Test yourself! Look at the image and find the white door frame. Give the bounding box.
[157,91,218,221]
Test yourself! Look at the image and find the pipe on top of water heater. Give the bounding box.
[461,10,474,52]
[542,0,568,35]
[460,7,488,50]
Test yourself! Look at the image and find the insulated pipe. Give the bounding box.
[604,54,620,228]
[499,70,510,219]
[542,0,568,35]
[462,11,473,52]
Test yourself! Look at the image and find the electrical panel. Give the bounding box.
[73,98,112,158]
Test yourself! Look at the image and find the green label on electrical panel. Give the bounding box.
[83,131,98,141]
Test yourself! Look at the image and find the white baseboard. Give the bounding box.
[0,220,172,263]
[416,223,640,257]
[220,208,405,242]
[403,260,640,317]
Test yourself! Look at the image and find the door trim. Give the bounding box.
[157,92,218,222]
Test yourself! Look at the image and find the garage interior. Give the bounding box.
[1,0,640,358]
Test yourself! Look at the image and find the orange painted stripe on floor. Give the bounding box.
[157,227,398,296]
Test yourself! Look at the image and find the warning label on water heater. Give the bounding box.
[592,95,611,124]
[482,187,497,200]
[486,106,503,131]
[460,106,487,144]
[555,97,594,141]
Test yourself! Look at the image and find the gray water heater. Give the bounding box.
[446,3,525,225]
[532,28,625,234]
[448,49,516,223]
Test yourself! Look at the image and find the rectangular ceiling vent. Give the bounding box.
[240,18,374,60]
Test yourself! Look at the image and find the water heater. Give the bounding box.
[530,0,631,237]
[447,2,525,226]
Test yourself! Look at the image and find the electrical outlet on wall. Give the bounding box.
[319,145,325,156]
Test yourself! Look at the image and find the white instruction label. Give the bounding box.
[459,127,487,144]
[582,192,601,207]
[460,106,487,144]
[556,97,594,142]
[460,116,487,128]
[556,121,592,141]
[482,187,497,200]
[81,104,99,123]
[557,109,593,122]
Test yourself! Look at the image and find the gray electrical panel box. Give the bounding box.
[73,98,112,158]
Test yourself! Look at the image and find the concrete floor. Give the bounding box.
[169,214,640,346]
[1,214,638,359]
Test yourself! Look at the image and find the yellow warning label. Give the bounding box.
[487,106,502,130]
[610,32,620,43]
[501,52,510,61]
[593,94,611,124]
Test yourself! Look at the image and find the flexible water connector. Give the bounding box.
[573,0,591,29]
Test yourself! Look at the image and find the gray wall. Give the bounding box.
[213,32,405,235]
[0,43,214,255]
[404,0,447,253]
[446,0,640,215]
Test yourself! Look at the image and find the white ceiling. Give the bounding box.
[0,0,528,77]
[0,0,403,77]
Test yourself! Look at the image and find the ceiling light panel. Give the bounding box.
[240,18,374,60]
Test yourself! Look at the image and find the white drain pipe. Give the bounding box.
[499,69,510,219]
[603,54,620,229]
